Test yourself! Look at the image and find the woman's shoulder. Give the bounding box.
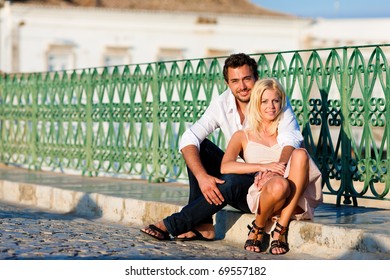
[232,129,247,138]
[228,130,247,145]
[231,130,251,146]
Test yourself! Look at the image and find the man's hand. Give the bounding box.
[197,174,225,205]
[181,145,225,205]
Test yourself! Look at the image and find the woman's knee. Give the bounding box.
[290,149,310,182]
[290,148,309,166]
[264,177,290,199]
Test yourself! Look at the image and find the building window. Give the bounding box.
[46,44,75,72]
[204,49,231,67]
[156,48,184,62]
[103,46,131,67]
[196,17,217,25]
[205,49,230,58]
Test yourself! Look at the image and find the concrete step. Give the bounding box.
[1,177,389,259]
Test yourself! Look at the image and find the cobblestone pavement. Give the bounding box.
[0,201,322,260]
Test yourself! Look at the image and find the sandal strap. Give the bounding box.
[270,240,289,252]
[247,220,265,235]
[244,239,262,250]
[273,222,288,236]
[269,222,290,255]
[244,220,265,252]
[251,220,264,231]
[148,224,170,239]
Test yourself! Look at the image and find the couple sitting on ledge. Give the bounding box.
[141,53,322,255]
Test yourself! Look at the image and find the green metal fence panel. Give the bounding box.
[1,45,390,206]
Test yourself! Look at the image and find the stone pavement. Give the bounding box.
[0,200,320,260]
[0,165,390,260]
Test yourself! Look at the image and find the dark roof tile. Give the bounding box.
[13,0,294,17]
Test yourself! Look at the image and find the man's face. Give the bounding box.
[226,65,256,104]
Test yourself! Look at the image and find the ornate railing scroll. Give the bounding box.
[1,44,390,206]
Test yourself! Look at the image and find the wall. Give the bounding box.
[0,2,310,73]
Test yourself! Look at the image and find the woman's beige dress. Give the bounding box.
[245,135,323,224]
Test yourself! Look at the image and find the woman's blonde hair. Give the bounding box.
[246,78,286,136]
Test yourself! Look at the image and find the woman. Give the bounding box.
[221,78,322,255]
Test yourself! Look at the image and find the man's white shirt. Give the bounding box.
[179,88,303,152]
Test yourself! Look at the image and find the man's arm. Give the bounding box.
[181,145,225,205]
[279,145,295,164]
[277,97,303,149]
[181,145,208,180]
[277,98,303,162]
[178,101,221,152]
[178,91,234,205]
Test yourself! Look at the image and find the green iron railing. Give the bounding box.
[1,44,390,206]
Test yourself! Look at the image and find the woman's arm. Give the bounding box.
[221,131,264,174]
[221,130,287,176]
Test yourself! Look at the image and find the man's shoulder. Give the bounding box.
[211,88,232,104]
[218,88,231,97]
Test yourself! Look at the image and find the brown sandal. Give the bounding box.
[244,220,265,253]
[269,222,289,255]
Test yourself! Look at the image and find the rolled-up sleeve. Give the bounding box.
[178,105,220,152]
[277,98,303,148]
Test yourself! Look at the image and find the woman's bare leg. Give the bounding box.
[246,177,290,252]
[271,148,309,254]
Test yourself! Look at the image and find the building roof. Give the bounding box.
[11,0,295,17]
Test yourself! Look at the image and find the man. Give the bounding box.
[141,53,302,241]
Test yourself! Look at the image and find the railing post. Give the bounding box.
[386,53,390,201]
[150,62,163,182]
[30,73,39,170]
[84,69,94,176]
[0,74,4,163]
[338,47,357,206]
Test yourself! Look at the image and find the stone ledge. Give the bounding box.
[1,179,389,259]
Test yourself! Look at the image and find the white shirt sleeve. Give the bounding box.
[178,89,240,152]
[178,106,220,151]
[277,97,303,148]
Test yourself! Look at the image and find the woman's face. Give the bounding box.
[260,88,281,122]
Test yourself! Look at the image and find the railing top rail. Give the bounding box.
[2,44,390,76]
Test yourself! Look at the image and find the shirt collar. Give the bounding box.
[226,88,237,113]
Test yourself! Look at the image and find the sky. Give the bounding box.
[252,0,390,18]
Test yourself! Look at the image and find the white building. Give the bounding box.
[1,0,389,74]
[303,18,390,49]
[0,0,310,73]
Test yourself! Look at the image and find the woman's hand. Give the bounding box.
[261,162,286,176]
[254,162,286,191]
[254,171,280,191]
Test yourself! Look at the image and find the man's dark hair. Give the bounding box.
[222,53,258,83]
